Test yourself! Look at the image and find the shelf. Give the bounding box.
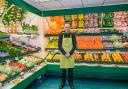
[45,48,128,52]
[0,35,10,40]
[0,47,41,64]
[3,63,47,89]
[76,48,128,52]
[45,33,123,37]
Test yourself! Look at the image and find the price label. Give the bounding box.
[6,59,10,64]
[55,50,58,53]
[116,50,120,52]
[15,57,19,61]
[112,34,116,36]
[106,50,110,53]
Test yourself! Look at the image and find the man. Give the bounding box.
[58,23,76,89]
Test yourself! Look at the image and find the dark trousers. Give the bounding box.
[61,68,73,84]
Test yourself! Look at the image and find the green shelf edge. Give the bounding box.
[45,33,123,37]
[11,65,47,89]
[7,63,128,89]
[0,36,10,41]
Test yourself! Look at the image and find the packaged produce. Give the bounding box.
[84,53,94,61]
[74,53,82,61]
[101,53,111,62]
[112,52,124,63]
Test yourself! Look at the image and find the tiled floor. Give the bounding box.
[26,76,128,89]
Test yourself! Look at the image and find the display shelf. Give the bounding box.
[2,63,46,89]
[0,47,41,64]
[45,48,128,52]
[1,56,44,85]
[0,35,10,40]
[46,63,128,80]
[45,33,123,37]
[76,48,128,52]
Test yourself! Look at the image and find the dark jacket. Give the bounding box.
[58,33,76,55]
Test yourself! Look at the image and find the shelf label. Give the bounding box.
[116,50,120,52]
[106,50,110,53]
[6,59,10,64]
[15,57,19,61]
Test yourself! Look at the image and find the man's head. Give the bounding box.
[64,23,71,34]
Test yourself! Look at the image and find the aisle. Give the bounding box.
[26,76,128,89]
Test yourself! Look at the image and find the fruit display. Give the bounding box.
[84,53,94,61]
[72,15,77,21]
[101,53,111,62]
[9,62,27,71]
[0,73,8,82]
[53,54,60,61]
[85,14,98,28]
[77,37,104,49]
[78,21,84,28]
[114,12,127,27]
[45,29,62,35]
[113,41,125,48]
[74,53,82,61]
[51,16,64,30]
[18,56,42,68]
[93,54,100,61]
[46,54,54,60]
[65,15,72,21]
[46,38,58,48]
[0,65,20,76]
[122,53,128,62]
[112,53,124,63]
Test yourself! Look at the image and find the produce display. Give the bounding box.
[0,41,22,56]
[101,53,111,62]
[0,65,20,76]
[102,12,114,27]
[77,37,104,49]
[18,56,42,68]
[84,53,94,61]
[46,38,58,49]
[114,12,127,27]
[112,53,124,63]
[122,53,128,62]
[0,73,8,82]
[45,54,54,60]
[85,14,98,28]
[9,62,27,71]
[53,54,60,61]
[74,53,82,61]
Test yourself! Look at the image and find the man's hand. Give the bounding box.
[65,53,70,59]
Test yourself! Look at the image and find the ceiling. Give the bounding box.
[23,0,128,11]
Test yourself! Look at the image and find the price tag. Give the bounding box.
[55,50,58,53]
[116,50,120,52]
[6,59,11,64]
[112,34,116,36]
[15,57,19,61]
[106,50,110,53]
